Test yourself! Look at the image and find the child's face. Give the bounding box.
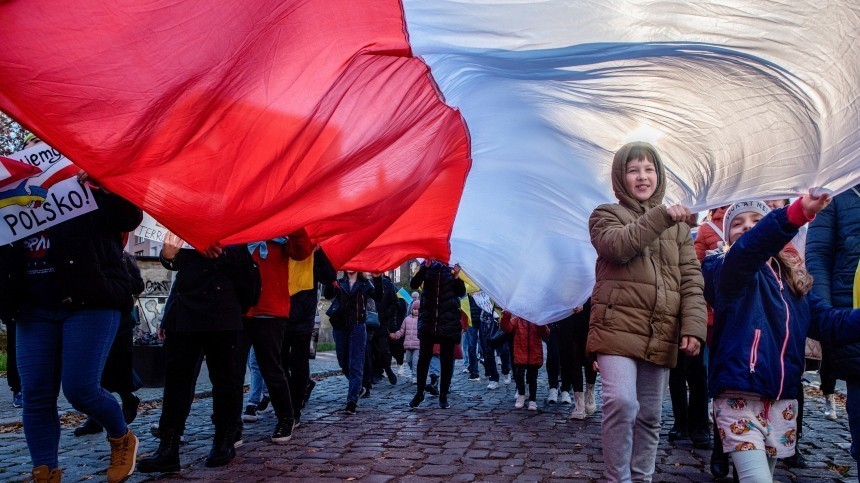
[412,308,419,316]
[728,211,764,244]
[625,157,658,201]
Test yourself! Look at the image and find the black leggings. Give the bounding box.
[415,336,455,397]
[515,365,540,401]
[572,332,596,390]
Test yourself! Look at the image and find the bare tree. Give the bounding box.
[0,111,27,156]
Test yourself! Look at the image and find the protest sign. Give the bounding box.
[0,143,98,244]
[471,291,494,314]
[135,211,192,248]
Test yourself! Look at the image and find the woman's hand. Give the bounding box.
[451,263,461,279]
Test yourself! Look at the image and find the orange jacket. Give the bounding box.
[501,311,549,366]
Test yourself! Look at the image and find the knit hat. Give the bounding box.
[411,300,420,311]
[722,200,771,243]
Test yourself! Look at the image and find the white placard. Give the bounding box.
[0,142,98,244]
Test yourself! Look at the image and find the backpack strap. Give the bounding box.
[705,221,724,240]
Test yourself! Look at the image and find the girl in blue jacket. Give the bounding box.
[704,193,860,482]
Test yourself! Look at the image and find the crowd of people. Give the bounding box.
[1,137,859,483]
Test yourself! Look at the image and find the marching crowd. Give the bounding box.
[1,138,859,483]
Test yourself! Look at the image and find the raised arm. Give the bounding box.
[589,204,674,264]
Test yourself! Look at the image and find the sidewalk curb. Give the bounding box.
[0,368,344,429]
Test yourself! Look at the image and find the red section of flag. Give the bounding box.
[0,1,470,269]
[0,157,42,190]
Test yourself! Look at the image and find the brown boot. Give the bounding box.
[107,428,138,483]
[31,465,62,482]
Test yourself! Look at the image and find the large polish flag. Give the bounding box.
[1,1,858,323]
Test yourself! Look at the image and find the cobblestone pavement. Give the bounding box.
[0,357,857,482]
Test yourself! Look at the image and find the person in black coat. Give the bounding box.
[370,273,398,386]
[408,260,466,409]
[138,234,255,473]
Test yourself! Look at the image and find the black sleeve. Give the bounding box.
[314,249,337,286]
[92,189,143,233]
[410,265,427,290]
[124,252,145,296]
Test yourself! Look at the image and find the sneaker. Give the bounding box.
[515,395,526,409]
[824,394,839,420]
[398,364,406,376]
[560,391,572,404]
[503,373,512,385]
[546,388,558,404]
[12,392,22,408]
[107,428,138,483]
[528,401,538,411]
[344,401,357,415]
[409,394,424,409]
[487,381,499,390]
[462,367,469,373]
[411,377,417,384]
[257,394,271,412]
[242,404,258,423]
[469,374,480,381]
[439,395,451,409]
[271,417,294,444]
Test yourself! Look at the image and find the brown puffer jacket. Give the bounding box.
[501,311,549,366]
[586,142,706,368]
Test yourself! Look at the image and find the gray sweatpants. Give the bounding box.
[598,354,669,483]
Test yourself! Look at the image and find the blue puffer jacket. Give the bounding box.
[704,206,860,400]
[805,185,860,380]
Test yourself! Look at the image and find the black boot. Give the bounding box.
[710,425,729,479]
[425,374,439,396]
[205,425,239,468]
[137,428,181,473]
[120,393,140,425]
[73,418,103,437]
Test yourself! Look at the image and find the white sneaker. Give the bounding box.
[546,388,558,404]
[462,367,469,373]
[504,373,512,385]
[560,391,572,404]
[585,383,597,414]
[825,394,839,420]
[487,381,499,390]
[528,401,538,411]
[515,395,526,409]
[411,377,417,385]
[514,391,522,401]
[398,364,405,376]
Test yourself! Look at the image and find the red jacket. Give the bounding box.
[501,311,549,366]
[246,229,313,318]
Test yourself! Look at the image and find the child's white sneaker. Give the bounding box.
[515,395,526,409]
[504,373,512,385]
[527,401,538,411]
[560,391,572,404]
[546,388,558,404]
[487,381,499,390]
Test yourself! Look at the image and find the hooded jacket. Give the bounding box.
[694,207,727,262]
[393,300,421,349]
[805,185,860,379]
[704,202,860,399]
[586,142,706,368]
[410,262,466,341]
[501,312,549,366]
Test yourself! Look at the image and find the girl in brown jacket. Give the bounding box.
[501,311,550,411]
[587,142,707,483]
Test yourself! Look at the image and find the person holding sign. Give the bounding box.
[0,164,142,483]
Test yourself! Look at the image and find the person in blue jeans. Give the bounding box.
[241,347,270,422]
[324,271,373,415]
[479,309,511,389]
[0,163,142,483]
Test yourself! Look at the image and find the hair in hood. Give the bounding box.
[611,141,666,213]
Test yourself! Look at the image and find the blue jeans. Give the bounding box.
[246,347,269,406]
[333,323,367,403]
[17,307,126,468]
[465,326,480,376]
[479,316,511,382]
